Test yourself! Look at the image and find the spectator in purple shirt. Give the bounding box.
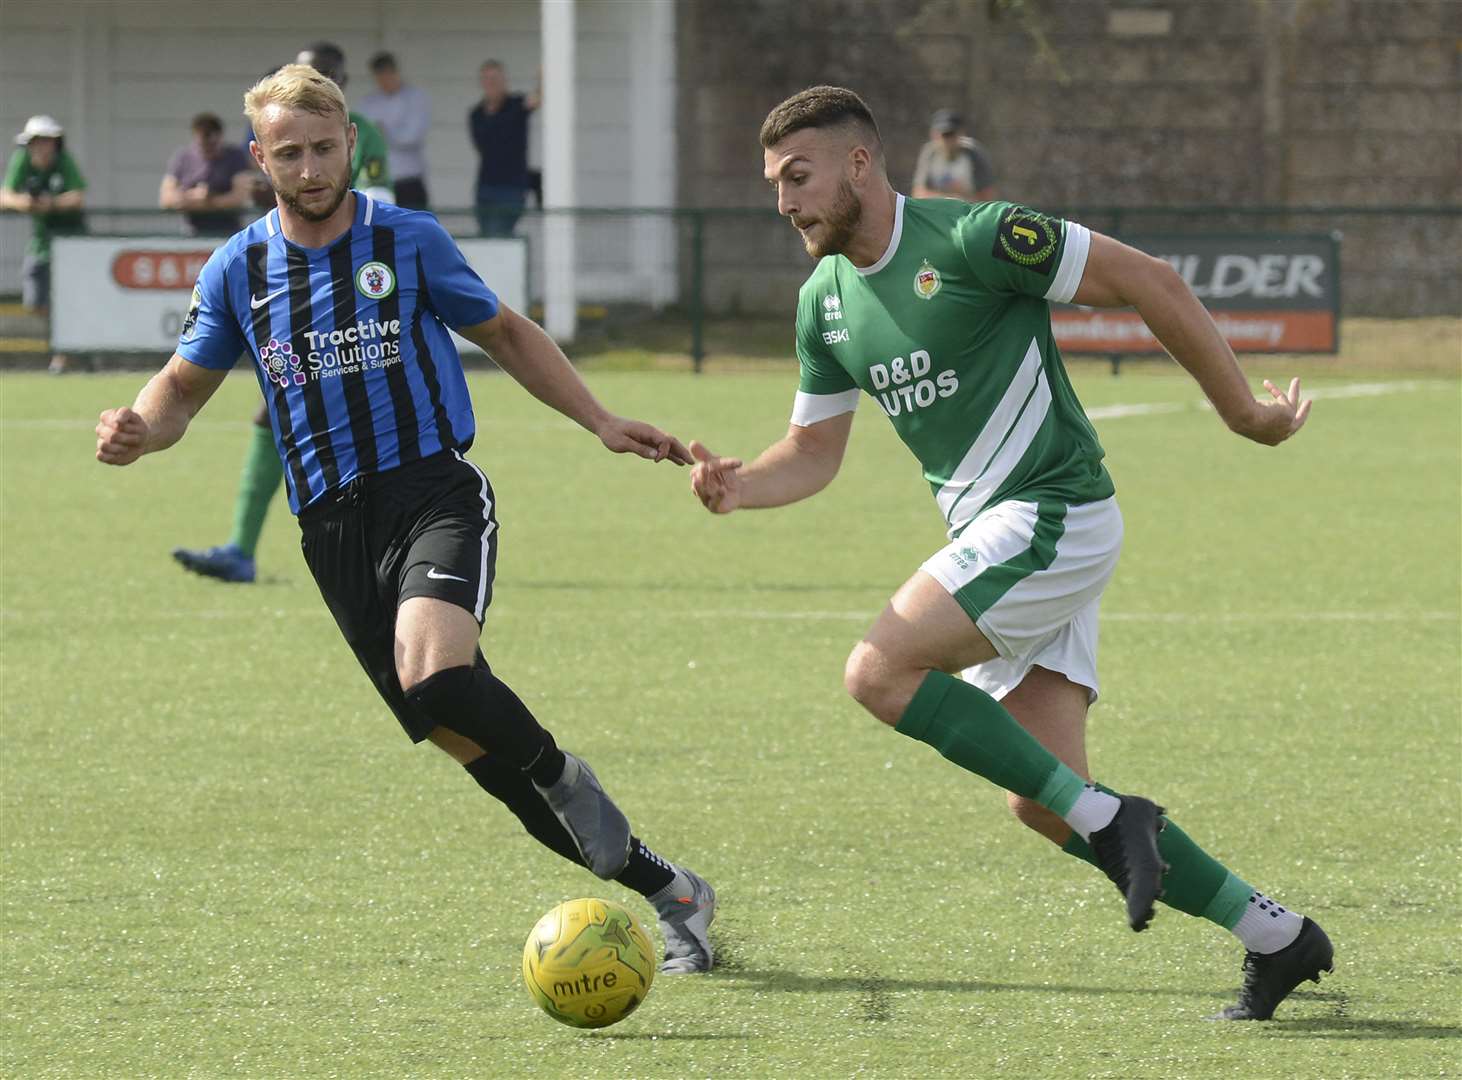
[159,113,255,236]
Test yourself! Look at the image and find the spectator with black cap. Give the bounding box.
[911,108,997,203]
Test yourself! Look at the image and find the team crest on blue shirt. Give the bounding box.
[259,338,306,388]
[356,260,396,300]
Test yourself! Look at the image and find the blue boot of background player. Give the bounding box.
[171,543,256,583]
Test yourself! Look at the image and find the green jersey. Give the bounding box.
[793,196,1115,536]
[3,147,86,260]
[349,111,391,191]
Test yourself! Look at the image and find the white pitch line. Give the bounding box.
[1300,379,1437,400]
[1,379,1444,432]
[2,607,1455,624]
[1084,402,1188,420]
[1083,379,1443,423]
[0,418,261,431]
[0,417,586,432]
[1102,610,1458,623]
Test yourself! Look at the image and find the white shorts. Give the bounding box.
[919,497,1123,703]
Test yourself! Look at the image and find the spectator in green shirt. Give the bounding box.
[297,42,394,202]
[0,115,86,373]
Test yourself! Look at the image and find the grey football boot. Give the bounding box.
[650,866,716,974]
[534,751,632,878]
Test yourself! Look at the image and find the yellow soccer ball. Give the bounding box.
[522,897,657,1028]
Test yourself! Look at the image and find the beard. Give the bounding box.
[797,178,862,258]
[275,167,351,222]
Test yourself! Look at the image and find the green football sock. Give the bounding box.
[1061,813,1253,929]
[895,670,1092,815]
[228,424,283,558]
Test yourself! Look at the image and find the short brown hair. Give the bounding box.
[759,86,882,156]
[191,112,223,137]
[243,63,348,130]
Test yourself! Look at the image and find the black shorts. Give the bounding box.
[298,449,499,742]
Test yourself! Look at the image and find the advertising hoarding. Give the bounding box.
[51,236,528,354]
[1053,233,1341,355]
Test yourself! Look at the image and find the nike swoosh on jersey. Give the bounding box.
[425,567,470,582]
[250,287,288,310]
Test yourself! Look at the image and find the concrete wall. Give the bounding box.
[678,0,1462,316]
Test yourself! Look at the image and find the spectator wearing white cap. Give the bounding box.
[911,108,996,203]
[0,115,87,373]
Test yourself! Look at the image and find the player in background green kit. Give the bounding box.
[688,86,1331,1021]
[172,42,393,583]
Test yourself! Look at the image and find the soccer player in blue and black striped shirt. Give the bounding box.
[96,64,717,973]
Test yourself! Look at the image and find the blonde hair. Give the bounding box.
[244,63,347,129]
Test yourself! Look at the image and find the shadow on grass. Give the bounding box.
[709,926,1237,1005]
[1263,1016,1462,1041]
[513,578,883,596]
[585,1032,748,1042]
[718,966,1229,1001]
[714,951,1461,1039]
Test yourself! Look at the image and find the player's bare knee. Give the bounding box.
[396,654,434,692]
[843,642,878,708]
[843,642,909,726]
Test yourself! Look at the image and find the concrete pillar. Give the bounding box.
[541,0,577,341]
[628,0,677,307]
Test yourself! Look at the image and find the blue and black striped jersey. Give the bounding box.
[177,191,499,512]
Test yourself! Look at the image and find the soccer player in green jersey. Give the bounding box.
[689,86,1331,1021]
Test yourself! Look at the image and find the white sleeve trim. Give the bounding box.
[1044,221,1091,304]
[791,389,859,427]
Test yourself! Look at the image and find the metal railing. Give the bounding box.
[4,204,1457,369]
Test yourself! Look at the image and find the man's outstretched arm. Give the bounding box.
[95,354,228,466]
[458,304,691,465]
[1072,232,1310,445]
[689,410,854,514]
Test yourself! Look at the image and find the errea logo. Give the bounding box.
[820,293,848,343]
[950,545,981,571]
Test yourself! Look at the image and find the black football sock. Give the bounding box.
[463,758,672,897]
[524,739,567,788]
[464,753,585,867]
[614,836,676,898]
